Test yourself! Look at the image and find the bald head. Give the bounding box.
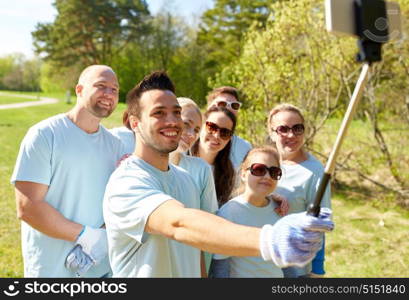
[75,65,119,119]
[78,65,116,85]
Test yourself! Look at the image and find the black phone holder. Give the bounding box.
[354,0,388,63]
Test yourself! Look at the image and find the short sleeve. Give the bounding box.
[199,165,218,214]
[104,172,174,244]
[11,127,52,185]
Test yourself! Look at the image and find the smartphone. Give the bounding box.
[325,0,401,41]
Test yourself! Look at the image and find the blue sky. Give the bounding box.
[0,0,213,58]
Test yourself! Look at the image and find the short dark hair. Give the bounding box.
[206,86,240,105]
[124,71,176,128]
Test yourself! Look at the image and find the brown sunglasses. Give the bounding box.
[205,121,233,140]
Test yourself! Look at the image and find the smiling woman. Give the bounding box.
[267,103,332,278]
[190,106,237,207]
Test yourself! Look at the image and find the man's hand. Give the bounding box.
[65,245,94,277]
[76,226,108,265]
[259,208,334,268]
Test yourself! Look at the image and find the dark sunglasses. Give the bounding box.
[273,123,305,136]
[205,121,233,140]
[215,100,242,111]
[247,163,282,180]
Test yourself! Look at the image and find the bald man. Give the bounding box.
[11,65,125,277]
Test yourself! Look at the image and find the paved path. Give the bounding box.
[0,92,59,110]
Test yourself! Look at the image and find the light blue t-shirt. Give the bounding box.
[275,153,331,214]
[177,153,218,273]
[213,195,283,278]
[10,114,125,277]
[229,135,252,171]
[274,153,331,277]
[177,154,218,214]
[103,155,202,278]
[109,126,135,154]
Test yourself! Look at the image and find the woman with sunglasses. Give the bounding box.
[209,146,285,278]
[267,103,332,278]
[169,98,219,277]
[190,106,236,207]
[206,86,252,171]
[169,97,218,215]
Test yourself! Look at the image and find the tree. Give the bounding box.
[211,0,409,204]
[211,0,357,145]
[32,0,151,68]
[112,12,210,104]
[197,0,272,76]
[0,55,16,90]
[0,53,41,91]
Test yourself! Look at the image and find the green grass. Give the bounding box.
[0,91,408,277]
[326,192,409,277]
[0,95,38,104]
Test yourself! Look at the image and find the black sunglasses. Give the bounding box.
[273,123,305,136]
[205,121,233,140]
[247,163,282,180]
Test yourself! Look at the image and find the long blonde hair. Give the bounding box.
[235,146,280,195]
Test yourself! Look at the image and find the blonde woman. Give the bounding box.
[267,103,331,278]
[170,97,218,216]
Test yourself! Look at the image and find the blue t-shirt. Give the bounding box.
[103,155,202,277]
[178,154,218,214]
[213,195,283,278]
[109,126,135,154]
[229,135,252,171]
[274,153,331,277]
[11,114,125,277]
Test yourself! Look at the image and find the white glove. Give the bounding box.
[76,226,108,265]
[65,244,94,277]
[259,208,334,268]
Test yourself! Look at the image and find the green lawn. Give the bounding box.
[0,91,408,277]
[0,94,38,104]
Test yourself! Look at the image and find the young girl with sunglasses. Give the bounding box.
[267,103,331,278]
[190,106,236,207]
[209,146,285,278]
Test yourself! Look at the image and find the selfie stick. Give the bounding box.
[307,0,389,216]
[307,63,370,216]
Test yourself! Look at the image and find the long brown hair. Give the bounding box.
[190,106,237,207]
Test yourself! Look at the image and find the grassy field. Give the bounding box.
[0,91,408,277]
[0,94,38,104]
